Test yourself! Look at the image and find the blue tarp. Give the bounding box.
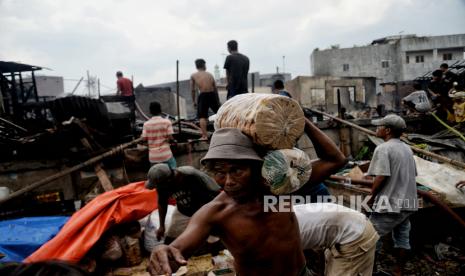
[0,216,69,262]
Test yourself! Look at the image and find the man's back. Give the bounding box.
[117,77,133,96]
[142,116,173,163]
[428,80,448,97]
[294,203,367,250]
[158,166,221,217]
[367,139,418,212]
[209,193,305,276]
[224,53,249,94]
[191,71,216,93]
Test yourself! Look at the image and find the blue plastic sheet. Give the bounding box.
[0,216,69,262]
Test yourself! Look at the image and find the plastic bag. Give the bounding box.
[214,93,305,149]
[0,216,69,262]
[143,205,176,252]
[25,181,157,263]
[261,148,312,195]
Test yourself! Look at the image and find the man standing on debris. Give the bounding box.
[142,102,176,169]
[148,118,347,275]
[223,40,249,99]
[440,63,458,90]
[146,164,221,243]
[366,114,418,276]
[428,69,453,120]
[190,59,221,140]
[116,71,135,121]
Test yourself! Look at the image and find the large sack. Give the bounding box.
[215,94,305,149]
[261,148,312,195]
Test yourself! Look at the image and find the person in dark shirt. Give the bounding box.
[223,40,249,99]
[440,63,458,90]
[116,71,136,123]
[145,164,221,242]
[428,69,453,119]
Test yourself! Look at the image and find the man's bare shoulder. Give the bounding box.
[200,192,235,221]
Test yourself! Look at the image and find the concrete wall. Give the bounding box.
[286,76,341,107]
[312,43,400,81]
[24,76,64,97]
[311,34,465,90]
[135,86,187,118]
[145,80,192,118]
[286,76,376,111]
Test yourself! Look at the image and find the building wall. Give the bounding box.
[145,80,192,118]
[311,44,400,81]
[24,76,64,97]
[399,35,465,80]
[135,86,187,118]
[286,76,341,107]
[311,34,465,91]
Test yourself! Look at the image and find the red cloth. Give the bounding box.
[25,181,157,263]
[117,77,133,96]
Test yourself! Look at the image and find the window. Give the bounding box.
[406,56,409,64]
[415,55,424,63]
[343,64,349,72]
[381,60,389,68]
[443,53,452,60]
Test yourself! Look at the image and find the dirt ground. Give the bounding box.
[376,237,465,276]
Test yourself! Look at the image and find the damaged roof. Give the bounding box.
[0,61,42,73]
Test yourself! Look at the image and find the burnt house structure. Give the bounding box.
[0,61,48,128]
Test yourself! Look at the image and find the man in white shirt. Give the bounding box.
[294,203,379,276]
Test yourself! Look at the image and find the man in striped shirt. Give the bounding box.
[142,102,176,169]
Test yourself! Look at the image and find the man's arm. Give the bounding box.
[149,203,217,275]
[304,118,347,184]
[116,81,121,96]
[370,175,387,198]
[367,175,387,207]
[224,56,230,87]
[156,195,169,241]
[190,76,197,107]
[225,70,230,87]
[212,76,218,94]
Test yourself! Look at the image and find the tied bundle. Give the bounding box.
[261,148,312,195]
[215,93,305,150]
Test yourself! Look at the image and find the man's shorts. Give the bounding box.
[369,211,414,250]
[197,92,220,119]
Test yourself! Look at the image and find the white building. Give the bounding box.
[311,34,465,92]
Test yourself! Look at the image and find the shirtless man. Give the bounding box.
[190,59,220,140]
[148,118,347,276]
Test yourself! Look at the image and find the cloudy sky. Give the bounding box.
[1,0,464,94]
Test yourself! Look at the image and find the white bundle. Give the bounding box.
[261,148,312,195]
[214,93,305,149]
[143,205,176,252]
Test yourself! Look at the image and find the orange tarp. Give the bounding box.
[25,181,157,263]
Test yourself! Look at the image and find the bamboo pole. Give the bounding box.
[308,108,465,170]
[0,137,143,205]
[329,175,465,229]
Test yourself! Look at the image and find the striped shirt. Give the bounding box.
[142,116,174,163]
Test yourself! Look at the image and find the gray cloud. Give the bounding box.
[1,0,464,94]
